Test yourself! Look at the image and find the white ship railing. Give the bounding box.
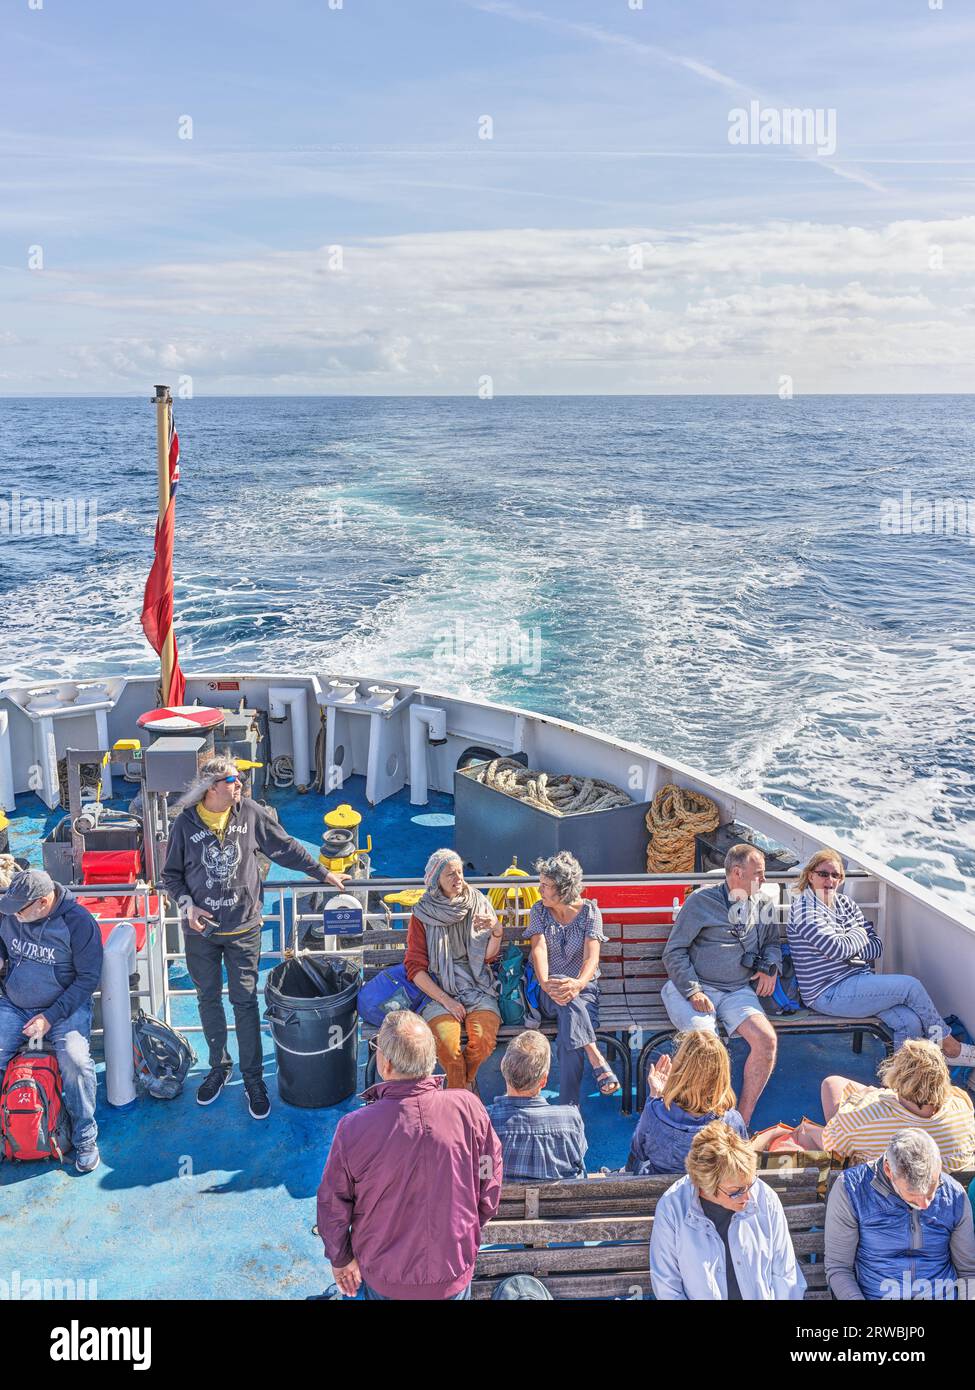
[151,869,883,1038]
[54,883,163,1042]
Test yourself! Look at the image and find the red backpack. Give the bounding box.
[0,1046,72,1161]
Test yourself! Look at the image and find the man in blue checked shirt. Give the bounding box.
[488,1031,588,1182]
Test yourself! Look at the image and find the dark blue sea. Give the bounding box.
[1,395,973,905]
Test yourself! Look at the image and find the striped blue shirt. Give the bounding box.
[786,889,883,1005]
[526,899,605,979]
[488,1093,588,1182]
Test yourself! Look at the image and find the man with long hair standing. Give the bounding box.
[160,754,347,1118]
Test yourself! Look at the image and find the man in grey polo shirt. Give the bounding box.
[661,843,780,1126]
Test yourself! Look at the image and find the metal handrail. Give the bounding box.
[65,867,881,1034]
[48,882,162,1036]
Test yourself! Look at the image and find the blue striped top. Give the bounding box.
[786,888,883,1005]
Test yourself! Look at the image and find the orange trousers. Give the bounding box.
[426,1010,500,1089]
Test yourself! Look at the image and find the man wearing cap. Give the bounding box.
[160,754,348,1118]
[0,868,104,1173]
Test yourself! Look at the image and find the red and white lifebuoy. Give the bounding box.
[136,705,225,732]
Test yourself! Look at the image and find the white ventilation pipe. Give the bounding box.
[0,708,14,812]
[101,922,138,1110]
[409,705,447,806]
[268,686,312,787]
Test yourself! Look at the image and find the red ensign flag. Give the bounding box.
[141,407,186,705]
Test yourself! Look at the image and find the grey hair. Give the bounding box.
[423,848,463,891]
[886,1128,941,1190]
[501,1031,551,1093]
[535,851,583,903]
[376,1010,437,1079]
[724,842,765,874]
[174,754,239,812]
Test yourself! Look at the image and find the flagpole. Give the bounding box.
[153,383,175,702]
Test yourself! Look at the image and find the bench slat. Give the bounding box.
[476,1245,648,1277]
[484,1199,824,1249]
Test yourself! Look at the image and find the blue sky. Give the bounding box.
[1,0,973,392]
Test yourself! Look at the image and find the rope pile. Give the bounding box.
[0,854,18,892]
[471,757,631,816]
[645,783,720,873]
[269,755,295,788]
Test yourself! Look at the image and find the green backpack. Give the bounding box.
[497,944,527,1026]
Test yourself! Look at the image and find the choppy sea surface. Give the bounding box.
[1,395,973,906]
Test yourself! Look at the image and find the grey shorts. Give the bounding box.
[661,978,764,1037]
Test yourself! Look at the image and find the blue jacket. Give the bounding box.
[0,887,104,1026]
[627,1099,749,1176]
[843,1158,966,1301]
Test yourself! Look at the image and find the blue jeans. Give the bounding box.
[539,982,599,1106]
[813,971,948,1052]
[361,1281,471,1301]
[0,996,98,1150]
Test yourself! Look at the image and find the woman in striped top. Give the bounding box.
[797,1039,975,1171]
[786,848,975,1064]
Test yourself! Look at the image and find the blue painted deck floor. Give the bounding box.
[0,777,887,1299]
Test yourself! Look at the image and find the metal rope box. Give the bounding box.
[454,765,651,876]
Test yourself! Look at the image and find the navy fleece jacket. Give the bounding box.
[0,887,104,1026]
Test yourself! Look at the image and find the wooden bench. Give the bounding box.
[474,1167,830,1300]
[353,897,893,1115]
[604,901,894,1111]
[356,921,634,1109]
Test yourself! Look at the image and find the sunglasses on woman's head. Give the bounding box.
[813,869,842,880]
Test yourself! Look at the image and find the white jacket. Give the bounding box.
[649,1174,807,1300]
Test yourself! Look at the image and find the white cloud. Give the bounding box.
[2,217,973,394]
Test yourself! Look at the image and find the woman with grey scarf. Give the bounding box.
[403,849,504,1091]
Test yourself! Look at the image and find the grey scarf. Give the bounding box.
[414,882,497,996]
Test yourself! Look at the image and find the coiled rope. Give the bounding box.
[470,757,631,816]
[269,755,295,789]
[0,854,18,892]
[645,783,720,873]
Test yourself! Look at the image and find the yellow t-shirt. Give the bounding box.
[822,1083,975,1171]
[197,803,231,842]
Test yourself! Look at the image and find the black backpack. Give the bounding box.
[132,1011,197,1099]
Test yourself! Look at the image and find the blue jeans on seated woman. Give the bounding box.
[539,982,599,1107]
[0,997,98,1149]
[812,970,948,1052]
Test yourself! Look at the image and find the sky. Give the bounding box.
[0,0,973,394]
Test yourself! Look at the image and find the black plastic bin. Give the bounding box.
[264,956,361,1108]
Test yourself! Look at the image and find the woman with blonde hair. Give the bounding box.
[787,848,975,1065]
[627,1031,748,1175]
[795,1039,975,1171]
[650,1121,806,1300]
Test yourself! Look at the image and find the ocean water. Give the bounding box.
[1,395,973,906]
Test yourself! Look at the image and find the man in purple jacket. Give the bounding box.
[317,1009,503,1300]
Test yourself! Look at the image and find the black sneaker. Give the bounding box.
[245,1079,271,1120]
[197,1064,233,1106]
